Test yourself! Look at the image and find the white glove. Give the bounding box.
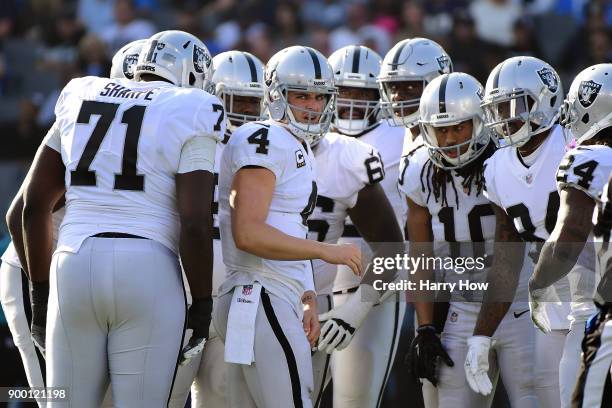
[528,282,559,334]
[317,285,378,354]
[464,336,493,396]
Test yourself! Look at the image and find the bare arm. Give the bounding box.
[530,188,594,290]
[22,146,66,282]
[231,167,362,274]
[176,170,216,300]
[473,204,525,336]
[404,196,435,325]
[348,183,404,289]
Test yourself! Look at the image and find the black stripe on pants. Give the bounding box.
[261,290,303,408]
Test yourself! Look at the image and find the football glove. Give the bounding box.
[29,280,49,357]
[409,324,454,386]
[180,297,212,366]
[464,336,493,395]
[317,285,378,354]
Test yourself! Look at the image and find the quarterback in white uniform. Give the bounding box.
[401,72,537,407]
[307,45,404,408]
[1,39,144,408]
[212,46,362,408]
[169,50,266,408]
[18,31,225,407]
[529,64,612,408]
[465,56,574,408]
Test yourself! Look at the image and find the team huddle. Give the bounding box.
[0,28,610,408]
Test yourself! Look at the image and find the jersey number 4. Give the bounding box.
[71,101,146,191]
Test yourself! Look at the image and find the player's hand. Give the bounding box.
[180,297,213,366]
[29,281,49,357]
[409,324,454,386]
[528,280,556,334]
[302,291,320,348]
[464,336,493,395]
[319,243,362,276]
[317,285,376,354]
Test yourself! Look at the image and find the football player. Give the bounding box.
[19,30,224,406]
[212,45,362,408]
[401,72,537,407]
[378,37,453,408]
[463,56,572,408]
[169,50,267,408]
[1,39,145,408]
[528,64,612,407]
[572,174,612,408]
[306,45,404,408]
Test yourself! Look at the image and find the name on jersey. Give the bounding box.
[99,82,156,100]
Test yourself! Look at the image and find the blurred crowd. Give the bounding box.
[0,0,611,233]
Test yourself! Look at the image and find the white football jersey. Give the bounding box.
[308,132,383,295]
[333,121,409,292]
[557,145,612,201]
[217,120,317,312]
[398,145,499,312]
[593,178,611,304]
[484,125,573,328]
[52,76,224,254]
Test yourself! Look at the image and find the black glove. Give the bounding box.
[180,297,213,366]
[409,324,454,387]
[29,281,49,357]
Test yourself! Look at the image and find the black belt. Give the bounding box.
[92,232,147,239]
[332,286,359,295]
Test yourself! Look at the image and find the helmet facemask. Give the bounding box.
[421,116,490,170]
[481,89,556,148]
[268,83,336,146]
[379,80,426,127]
[333,86,380,136]
[217,84,265,133]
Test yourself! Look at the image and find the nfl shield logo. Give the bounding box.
[578,80,602,108]
[450,312,458,322]
[242,285,253,296]
[525,173,533,184]
[193,44,211,74]
[537,67,559,93]
[123,53,139,79]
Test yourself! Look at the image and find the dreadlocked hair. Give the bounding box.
[421,141,496,209]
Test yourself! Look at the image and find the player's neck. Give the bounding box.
[517,130,550,157]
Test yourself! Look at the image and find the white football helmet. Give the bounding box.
[419,73,490,169]
[212,50,265,134]
[265,45,336,145]
[561,63,612,144]
[481,56,562,148]
[328,45,382,136]
[110,39,146,80]
[379,37,452,128]
[134,30,213,90]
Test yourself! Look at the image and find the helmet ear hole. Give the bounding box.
[189,72,196,86]
[550,95,557,107]
[581,113,590,124]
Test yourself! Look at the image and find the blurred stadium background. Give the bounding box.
[0,0,609,406]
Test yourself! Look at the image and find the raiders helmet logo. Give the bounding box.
[193,44,211,74]
[436,55,451,74]
[123,53,139,79]
[537,67,559,93]
[578,80,602,108]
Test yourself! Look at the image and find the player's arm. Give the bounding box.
[405,196,435,324]
[7,186,64,276]
[317,184,403,354]
[473,203,525,337]
[529,187,594,290]
[231,167,362,275]
[22,146,65,283]
[348,183,404,289]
